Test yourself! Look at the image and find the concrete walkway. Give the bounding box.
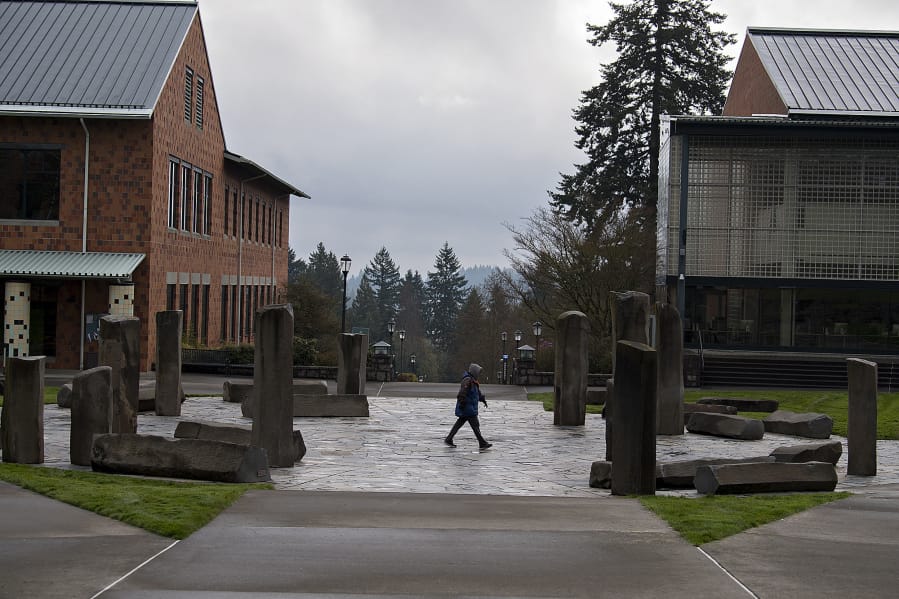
[2,377,899,597]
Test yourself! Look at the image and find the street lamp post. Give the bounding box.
[387,318,396,377]
[532,320,542,359]
[410,353,416,378]
[501,331,508,384]
[398,329,406,374]
[339,254,352,333]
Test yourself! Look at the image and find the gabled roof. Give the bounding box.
[225,151,311,199]
[747,28,899,118]
[0,0,196,118]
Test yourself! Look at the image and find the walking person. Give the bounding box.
[445,363,492,449]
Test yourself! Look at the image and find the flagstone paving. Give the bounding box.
[39,394,899,496]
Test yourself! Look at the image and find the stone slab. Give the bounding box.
[586,388,606,405]
[589,461,612,488]
[770,441,843,465]
[293,394,370,417]
[56,383,74,408]
[696,397,779,412]
[686,412,765,440]
[763,410,833,439]
[656,456,776,488]
[695,461,838,495]
[683,402,738,424]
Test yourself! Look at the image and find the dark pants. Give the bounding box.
[447,416,487,445]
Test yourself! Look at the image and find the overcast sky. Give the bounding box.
[199,0,895,276]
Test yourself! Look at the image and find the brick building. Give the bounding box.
[0,0,308,370]
[657,28,899,355]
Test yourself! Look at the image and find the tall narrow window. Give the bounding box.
[231,285,238,342]
[180,164,191,230]
[201,283,210,345]
[180,283,189,327]
[167,159,178,228]
[261,202,267,244]
[278,210,283,247]
[184,67,194,123]
[166,284,176,310]
[224,186,230,236]
[232,190,238,236]
[192,169,202,233]
[246,194,252,240]
[203,174,212,235]
[255,199,260,242]
[191,284,200,338]
[195,77,205,129]
[220,284,229,343]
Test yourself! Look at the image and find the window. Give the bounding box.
[204,174,212,235]
[184,67,194,123]
[193,169,202,233]
[220,284,229,342]
[224,186,229,235]
[201,283,210,345]
[261,202,266,244]
[0,147,60,220]
[231,284,238,343]
[195,77,204,129]
[245,194,251,240]
[191,284,200,338]
[278,210,283,247]
[180,164,191,230]
[255,199,260,241]
[232,189,238,236]
[167,159,179,228]
[166,284,176,310]
[180,283,189,326]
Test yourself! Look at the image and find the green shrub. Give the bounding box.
[293,337,318,365]
[395,372,417,382]
[224,344,255,364]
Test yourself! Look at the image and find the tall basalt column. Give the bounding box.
[99,315,141,433]
[847,358,877,476]
[553,311,589,426]
[1,356,45,463]
[610,341,656,496]
[155,310,184,416]
[607,291,650,461]
[70,366,112,466]
[251,304,296,468]
[655,303,684,435]
[337,333,368,395]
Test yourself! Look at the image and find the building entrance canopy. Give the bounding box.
[0,250,145,280]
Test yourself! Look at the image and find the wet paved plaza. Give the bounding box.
[40,390,899,497]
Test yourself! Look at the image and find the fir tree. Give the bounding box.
[306,242,342,302]
[350,247,401,340]
[425,243,468,352]
[551,0,734,238]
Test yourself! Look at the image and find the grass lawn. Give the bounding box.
[0,385,60,406]
[0,463,272,539]
[528,389,899,440]
[640,492,851,545]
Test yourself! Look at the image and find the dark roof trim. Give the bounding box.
[665,115,899,136]
[224,150,310,199]
[747,26,899,38]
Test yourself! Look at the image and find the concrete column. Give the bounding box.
[337,333,368,395]
[0,356,44,463]
[99,315,141,434]
[155,310,184,416]
[553,311,589,426]
[70,366,112,466]
[4,281,31,359]
[847,358,877,476]
[610,341,656,496]
[655,303,684,435]
[251,304,295,468]
[108,284,135,316]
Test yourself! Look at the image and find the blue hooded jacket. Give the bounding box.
[455,363,484,418]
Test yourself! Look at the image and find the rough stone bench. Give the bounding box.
[696,397,779,412]
[174,420,306,462]
[770,440,842,465]
[763,410,833,439]
[686,412,765,440]
[293,394,369,417]
[695,461,838,495]
[91,433,271,483]
[237,380,330,414]
[223,380,253,404]
[683,402,737,425]
[656,456,775,488]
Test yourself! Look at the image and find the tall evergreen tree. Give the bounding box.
[349,276,378,334]
[287,247,306,285]
[306,242,342,302]
[449,288,491,381]
[397,269,427,341]
[425,243,468,352]
[350,247,401,340]
[551,0,734,237]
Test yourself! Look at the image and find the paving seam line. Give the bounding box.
[89,540,179,599]
[696,546,758,598]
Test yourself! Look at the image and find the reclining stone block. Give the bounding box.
[686,412,764,440]
[589,461,612,489]
[763,410,833,439]
[224,380,254,404]
[239,381,329,415]
[770,440,842,465]
[91,433,271,483]
[57,383,74,408]
[695,461,837,495]
[293,394,369,417]
[294,380,328,395]
[683,402,737,425]
[586,388,607,405]
[175,420,306,462]
[656,456,775,489]
[696,397,779,412]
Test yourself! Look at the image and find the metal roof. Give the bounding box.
[748,28,899,118]
[0,250,145,279]
[224,150,311,199]
[0,0,196,118]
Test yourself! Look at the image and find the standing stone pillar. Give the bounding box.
[99,315,141,434]
[610,341,656,496]
[554,311,589,426]
[251,304,295,468]
[337,333,368,395]
[70,366,112,466]
[847,358,877,476]
[108,284,135,316]
[607,291,650,461]
[604,378,614,461]
[3,281,31,359]
[155,310,183,416]
[1,356,44,463]
[655,303,684,435]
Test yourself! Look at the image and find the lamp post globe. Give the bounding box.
[339,254,352,333]
[532,320,542,357]
[398,329,406,374]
